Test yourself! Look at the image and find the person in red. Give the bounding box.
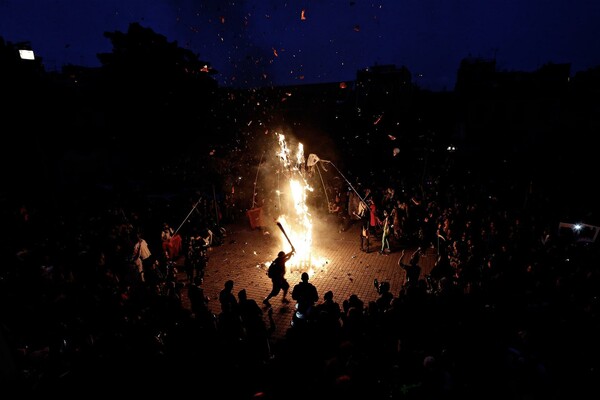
[161,223,182,260]
[263,248,295,307]
[368,199,380,236]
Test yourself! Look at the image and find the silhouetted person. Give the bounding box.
[399,247,422,288]
[217,280,244,349]
[188,276,214,330]
[360,221,370,253]
[429,249,454,292]
[263,249,294,306]
[291,272,319,324]
[238,288,270,362]
[314,290,342,347]
[219,279,238,314]
[374,280,394,312]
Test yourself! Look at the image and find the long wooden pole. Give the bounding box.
[252,151,265,209]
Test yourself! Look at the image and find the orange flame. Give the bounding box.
[273,133,328,276]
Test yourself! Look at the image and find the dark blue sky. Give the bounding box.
[2,0,599,91]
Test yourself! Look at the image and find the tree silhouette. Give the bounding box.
[96,23,220,157]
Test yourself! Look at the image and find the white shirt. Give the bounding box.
[133,238,151,261]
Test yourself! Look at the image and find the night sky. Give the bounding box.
[2,0,600,90]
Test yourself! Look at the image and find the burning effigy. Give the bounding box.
[262,132,329,276]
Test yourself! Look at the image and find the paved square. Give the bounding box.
[177,216,436,341]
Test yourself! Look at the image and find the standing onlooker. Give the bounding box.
[368,199,380,236]
[380,211,392,255]
[188,276,214,330]
[161,222,182,260]
[217,280,244,349]
[398,248,422,288]
[219,279,238,314]
[329,193,346,232]
[360,221,370,253]
[315,290,342,325]
[238,289,270,362]
[391,199,408,240]
[132,231,152,282]
[291,272,319,324]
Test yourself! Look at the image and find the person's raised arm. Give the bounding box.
[398,249,407,269]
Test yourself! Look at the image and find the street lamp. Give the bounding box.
[18,49,35,60]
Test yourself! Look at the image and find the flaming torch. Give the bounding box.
[276,221,295,252]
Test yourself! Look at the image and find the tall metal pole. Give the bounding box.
[323,160,368,208]
[174,197,201,236]
[252,151,265,209]
[316,163,331,210]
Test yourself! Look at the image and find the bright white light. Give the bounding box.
[18,49,35,60]
[574,224,582,231]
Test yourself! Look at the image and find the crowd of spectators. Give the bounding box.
[2,149,599,399]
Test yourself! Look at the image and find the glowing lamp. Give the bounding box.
[18,49,35,60]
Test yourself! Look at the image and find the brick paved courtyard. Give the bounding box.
[176,214,437,341]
